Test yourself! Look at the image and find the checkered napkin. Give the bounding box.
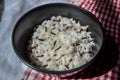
[21,0,120,80]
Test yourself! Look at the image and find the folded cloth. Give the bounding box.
[0,0,69,80]
[22,0,120,80]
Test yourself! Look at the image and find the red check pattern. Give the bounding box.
[21,0,120,80]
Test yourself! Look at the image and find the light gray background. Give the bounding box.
[0,0,69,80]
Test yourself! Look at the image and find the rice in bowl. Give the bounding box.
[27,16,95,71]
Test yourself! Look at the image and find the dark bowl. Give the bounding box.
[12,3,104,76]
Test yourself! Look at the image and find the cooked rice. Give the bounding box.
[27,16,95,71]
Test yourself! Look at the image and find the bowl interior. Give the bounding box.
[12,3,103,74]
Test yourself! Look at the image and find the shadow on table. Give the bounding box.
[0,0,4,22]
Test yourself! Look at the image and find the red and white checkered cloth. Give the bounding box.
[21,0,120,80]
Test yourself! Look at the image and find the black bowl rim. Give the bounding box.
[12,3,104,74]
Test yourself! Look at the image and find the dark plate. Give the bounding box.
[12,3,104,74]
